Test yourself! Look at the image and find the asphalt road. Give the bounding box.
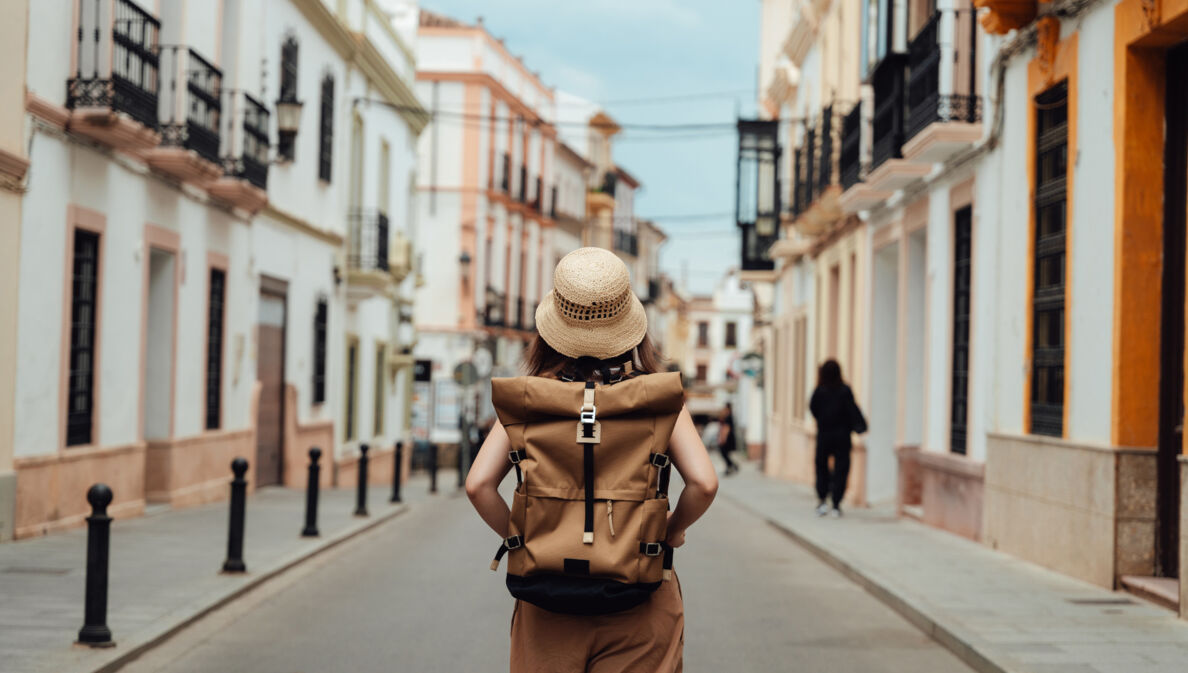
[119,476,974,673]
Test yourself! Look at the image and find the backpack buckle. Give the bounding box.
[508,450,525,464]
[579,404,597,425]
[650,453,671,468]
[641,542,662,557]
[505,535,523,550]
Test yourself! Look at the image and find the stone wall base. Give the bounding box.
[145,429,256,507]
[14,442,147,539]
[916,449,984,541]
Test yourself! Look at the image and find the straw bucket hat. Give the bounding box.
[535,247,648,360]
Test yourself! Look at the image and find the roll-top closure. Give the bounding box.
[492,371,684,425]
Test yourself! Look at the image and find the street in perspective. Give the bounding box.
[3,0,1188,672]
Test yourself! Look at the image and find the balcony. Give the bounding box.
[550,185,558,219]
[145,47,223,184]
[345,210,391,295]
[66,0,162,152]
[514,296,525,330]
[600,171,618,198]
[839,102,896,213]
[903,12,984,163]
[518,165,528,203]
[483,286,506,328]
[793,107,844,236]
[865,53,930,195]
[207,92,269,212]
[500,153,510,194]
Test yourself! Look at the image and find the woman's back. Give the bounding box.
[810,383,854,435]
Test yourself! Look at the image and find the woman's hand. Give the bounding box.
[665,512,687,548]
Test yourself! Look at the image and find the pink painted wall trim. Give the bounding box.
[60,205,107,452]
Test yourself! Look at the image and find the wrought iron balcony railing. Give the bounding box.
[514,296,525,330]
[347,210,390,273]
[159,46,222,164]
[600,171,618,198]
[219,93,270,190]
[905,12,982,143]
[67,0,161,130]
[550,185,558,219]
[500,153,510,193]
[816,105,837,197]
[533,176,544,213]
[518,165,528,203]
[840,104,862,190]
[871,54,909,171]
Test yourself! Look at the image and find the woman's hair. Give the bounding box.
[817,359,843,388]
[524,333,664,379]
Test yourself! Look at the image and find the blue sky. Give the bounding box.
[419,1,760,295]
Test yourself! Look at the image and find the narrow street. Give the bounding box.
[120,478,973,673]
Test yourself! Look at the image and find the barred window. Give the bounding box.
[312,299,327,404]
[67,230,100,446]
[318,75,334,182]
[1030,82,1068,437]
[205,268,225,430]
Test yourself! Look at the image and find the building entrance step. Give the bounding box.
[1120,575,1180,611]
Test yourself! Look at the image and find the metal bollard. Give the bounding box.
[354,444,369,517]
[77,484,115,647]
[390,441,403,503]
[429,443,439,494]
[302,448,322,537]
[222,457,249,573]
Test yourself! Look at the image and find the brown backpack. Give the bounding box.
[489,370,685,615]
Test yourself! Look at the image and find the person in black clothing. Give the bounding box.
[718,402,739,475]
[809,359,866,517]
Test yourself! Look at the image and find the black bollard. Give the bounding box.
[222,457,249,573]
[302,448,322,537]
[77,484,115,647]
[390,441,403,503]
[429,443,439,494]
[354,444,369,517]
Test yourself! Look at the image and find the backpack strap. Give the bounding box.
[577,381,598,544]
[489,534,523,571]
[508,449,526,486]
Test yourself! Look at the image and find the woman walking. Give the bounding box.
[717,402,739,475]
[809,359,866,517]
[465,248,719,672]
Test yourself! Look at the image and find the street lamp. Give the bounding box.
[459,251,472,285]
[275,98,304,160]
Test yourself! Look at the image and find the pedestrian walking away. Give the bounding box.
[466,248,719,673]
[717,402,739,476]
[809,359,867,518]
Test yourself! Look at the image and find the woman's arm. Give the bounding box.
[464,419,515,538]
[665,406,719,548]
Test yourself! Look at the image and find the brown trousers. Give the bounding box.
[509,575,684,673]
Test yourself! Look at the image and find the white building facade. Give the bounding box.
[9,0,425,539]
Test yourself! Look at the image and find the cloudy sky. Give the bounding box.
[419,1,761,295]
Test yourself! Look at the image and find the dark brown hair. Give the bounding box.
[524,333,665,379]
[817,359,843,388]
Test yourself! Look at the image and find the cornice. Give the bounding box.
[260,203,345,245]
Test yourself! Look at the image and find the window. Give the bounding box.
[345,338,358,441]
[1030,82,1068,437]
[373,343,385,437]
[205,268,226,430]
[312,299,327,403]
[725,321,738,347]
[278,36,298,160]
[695,364,708,384]
[951,207,972,454]
[379,139,391,215]
[697,321,709,347]
[67,230,100,446]
[318,75,334,182]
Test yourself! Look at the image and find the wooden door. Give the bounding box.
[256,290,286,487]
[1156,42,1188,577]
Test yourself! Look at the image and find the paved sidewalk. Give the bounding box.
[721,463,1188,673]
[0,474,444,673]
